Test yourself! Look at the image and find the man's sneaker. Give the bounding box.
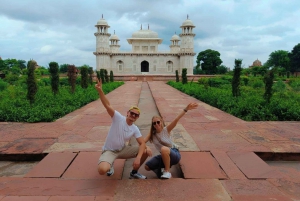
[161,171,171,179]
[106,166,114,176]
[129,172,147,179]
[161,168,164,173]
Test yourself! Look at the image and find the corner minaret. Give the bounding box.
[179,15,196,75]
[94,15,111,70]
[170,32,180,53]
[110,30,120,53]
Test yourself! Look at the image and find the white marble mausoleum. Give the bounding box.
[94,16,196,75]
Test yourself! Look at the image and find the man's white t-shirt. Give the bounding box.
[102,110,142,151]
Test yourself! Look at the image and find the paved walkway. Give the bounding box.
[0,81,300,201]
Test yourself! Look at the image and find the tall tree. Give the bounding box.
[26,60,38,104]
[49,62,60,95]
[232,59,242,97]
[80,66,89,89]
[59,64,69,73]
[289,43,300,75]
[196,49,222,74]
[266,50,290,71]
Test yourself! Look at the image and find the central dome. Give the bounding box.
[132,29,159,38]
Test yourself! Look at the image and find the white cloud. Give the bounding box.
[0,0,300,69]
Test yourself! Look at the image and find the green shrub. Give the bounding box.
[0,79,9,91]
[26,60,38,104]
[252,79,264,89]
[0,82,124,122]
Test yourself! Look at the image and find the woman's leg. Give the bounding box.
[161,146,171,172]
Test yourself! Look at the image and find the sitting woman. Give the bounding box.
[144,103,198,179]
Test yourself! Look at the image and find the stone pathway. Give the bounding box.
[0,81,300,200]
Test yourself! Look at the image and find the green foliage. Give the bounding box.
[288,79,300,92]
[67,65,77,93]
[59,64,69,73]
[175,70,179,82]
[26,60,38,104]
[263,69,275,103]
[3,74,19,85]
[49,62,59,95]
[80,66,89,89]
[198,78,209,89]
[88,67,94,85]
[251,79,264,89]
[266,50,290,71]
[216,65,228,74]
[289,43,300,74]
[167,79,300,121]
[232,59,242,97]
[196,49,222,74]
[0,82,124,122]
[110,70,114,82]
[182,68,187,84]
[99,69,105,83]
[104,69,109,83]
[0,79,9,91]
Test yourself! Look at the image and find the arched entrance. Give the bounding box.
[141,61,149,72]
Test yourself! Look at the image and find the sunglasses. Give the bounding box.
[129,111,140,117]
[152,121,160,125]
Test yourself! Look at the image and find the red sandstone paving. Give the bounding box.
[47,196,97,201]
[0,178,117,196]
[114,179,231,201]
[227,151,282,179]
[260,141,300,152]
[62,152,124,180]
[211,150,247,180]
[0,138,57,154]
[25,152,77,178]
[268,178,300,200]
[57,133,88,143]
[221,180,293,201]
[1,196,50,201]
[180,152,227,179]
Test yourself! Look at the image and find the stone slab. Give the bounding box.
[171,124,200,151]
[114,179,231,201]
[268,178,300,200]
[62,152,124,179]
[43,142,104,153]
[0,138,57,154]
[48,196,97,201]
[227,151,282,179]
[180,152,227,179]
[0,178,117,196]
[25,152,77,178]
[1,196,50,201]
[230,195,293,201]
[221,180,293,201]
[211,150,247,180]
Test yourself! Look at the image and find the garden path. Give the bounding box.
[0,81,299,200]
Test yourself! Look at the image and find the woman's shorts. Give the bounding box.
[145,148,181,170]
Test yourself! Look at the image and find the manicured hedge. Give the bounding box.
[168,78,300,121]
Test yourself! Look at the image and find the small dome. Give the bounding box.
[171,34,180,41]
[132,29,159,38]
[97,18,108,26]
[110,34,119,41]
[181,19,195,27]
[253,59,262,66]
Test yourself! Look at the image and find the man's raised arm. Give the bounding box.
[95,78,114,117]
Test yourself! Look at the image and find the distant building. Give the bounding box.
[249,59,262,68]
[93,15,196,75]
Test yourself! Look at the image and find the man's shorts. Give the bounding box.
[98,145,139,165]
[145,148,181,176]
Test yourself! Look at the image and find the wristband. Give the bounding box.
[183,108,188,112]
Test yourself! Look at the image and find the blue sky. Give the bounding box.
[0,0,299,69]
